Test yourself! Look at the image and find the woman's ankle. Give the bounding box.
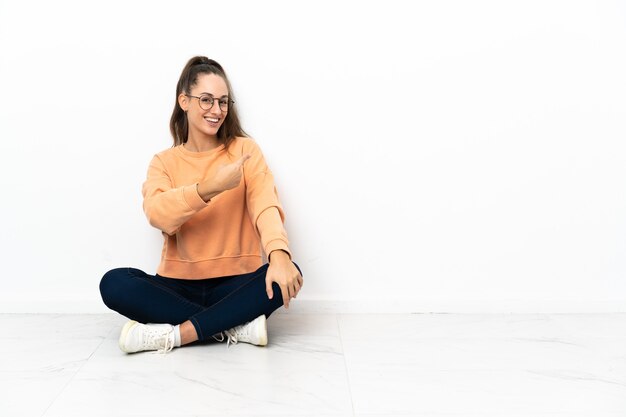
[180,320,199,345]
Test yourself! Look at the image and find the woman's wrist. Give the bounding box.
[196,180,221,203]
[269,249,290,264]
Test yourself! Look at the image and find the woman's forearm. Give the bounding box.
[196,179,222,203]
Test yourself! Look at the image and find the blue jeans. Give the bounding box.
[99,262,302,341]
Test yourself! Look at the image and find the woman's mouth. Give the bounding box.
[204,116,220,127]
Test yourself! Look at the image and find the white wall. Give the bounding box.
[0,0,625,313]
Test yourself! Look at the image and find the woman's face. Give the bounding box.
[179,73,229,140]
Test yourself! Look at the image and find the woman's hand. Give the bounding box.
[266,250,303,309]
[214,154,251,192]
[197,154,251,202]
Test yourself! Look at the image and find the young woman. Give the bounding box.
[99,56,303,354]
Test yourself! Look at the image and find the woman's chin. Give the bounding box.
[204,124,223,136]
[191,126,219,138]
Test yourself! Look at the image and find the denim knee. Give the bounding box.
[99,268,127,309]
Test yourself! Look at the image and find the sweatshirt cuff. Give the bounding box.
[182,184,209,211]
[266,240,291,260]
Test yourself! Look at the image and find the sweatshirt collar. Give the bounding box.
[176,143,225,158]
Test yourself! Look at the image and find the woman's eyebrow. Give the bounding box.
[200,92,229,98]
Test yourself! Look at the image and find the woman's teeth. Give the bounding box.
[205,117,219,123]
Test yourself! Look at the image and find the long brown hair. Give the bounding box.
[169,56,247,149]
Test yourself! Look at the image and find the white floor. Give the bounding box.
[0,313,625,416]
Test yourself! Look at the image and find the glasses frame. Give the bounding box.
[185,94,233,112]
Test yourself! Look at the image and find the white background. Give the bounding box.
[0,0,624,313]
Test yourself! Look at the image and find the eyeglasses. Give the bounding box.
[186,94,233,112]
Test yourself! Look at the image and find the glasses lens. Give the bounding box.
[198,95,213,110]
[218,99,229,112]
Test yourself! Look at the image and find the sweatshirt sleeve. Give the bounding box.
[257,206,291,259]
[243,139,291,258]
[141,154,209,236]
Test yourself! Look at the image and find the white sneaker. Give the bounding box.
[213,315,268,347]
[118,321,175,354]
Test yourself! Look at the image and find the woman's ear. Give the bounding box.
[178,93,189,112]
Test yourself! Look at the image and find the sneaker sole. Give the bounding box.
[257,315,268,346]
[119,320,138,353]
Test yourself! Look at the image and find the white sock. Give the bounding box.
[173,325,182,347]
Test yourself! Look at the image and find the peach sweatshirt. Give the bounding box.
[142,136,290,279]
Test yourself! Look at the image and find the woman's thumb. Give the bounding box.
[237,154,251,166]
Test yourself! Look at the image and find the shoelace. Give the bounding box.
[211,330,238,347]
[143,327,174,354]
[212,323,248,348]
[222,328,240,347]
[212,332,226,343]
